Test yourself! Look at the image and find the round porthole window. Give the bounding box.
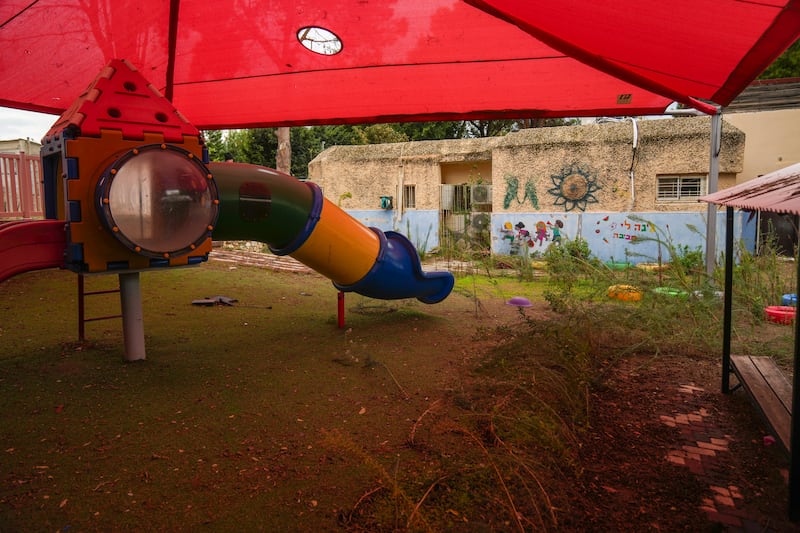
[297,26,342,56]
[96,144,219,258]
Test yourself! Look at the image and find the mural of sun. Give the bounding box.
[548,162,601,211]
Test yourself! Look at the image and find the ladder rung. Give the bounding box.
[78,275,122,342]
[83,314,123,323]
[83,289,121,296]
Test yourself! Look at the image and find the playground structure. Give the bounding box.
[0,59,454,360]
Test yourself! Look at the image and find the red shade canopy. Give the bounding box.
[1,0,798,129]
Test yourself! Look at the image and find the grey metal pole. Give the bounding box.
[119,272,146,361]
[706,110,722,276]
[790,256,800,521]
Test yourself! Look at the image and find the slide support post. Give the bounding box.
[119,272,146,362]
[338,291,346,329]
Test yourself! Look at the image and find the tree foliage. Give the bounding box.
[465,119,517,138]
[202,129,225,161]
[465,118,578,137]
[759,40,800,80]
[203,117,576,174]
[392,121,467,140]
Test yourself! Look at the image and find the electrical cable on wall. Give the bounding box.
[628,117,639,211]
[395,142,406,228]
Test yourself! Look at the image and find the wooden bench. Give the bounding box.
[730,355,792,453]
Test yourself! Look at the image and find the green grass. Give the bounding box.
[0,250,795,531]
[1,266,400,530]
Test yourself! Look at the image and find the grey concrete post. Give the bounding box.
[119,272,146,361]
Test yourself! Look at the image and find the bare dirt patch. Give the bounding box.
[0,259,796,532]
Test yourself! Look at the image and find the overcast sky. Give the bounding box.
[0,107,59,142]
[0,104,680,143]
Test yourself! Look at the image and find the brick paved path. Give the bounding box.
[655,376,794,531]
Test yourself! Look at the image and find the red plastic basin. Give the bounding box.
[765,305,795,325]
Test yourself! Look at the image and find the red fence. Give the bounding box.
[0,153,44,219]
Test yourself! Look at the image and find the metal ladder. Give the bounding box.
[77,274,122,341]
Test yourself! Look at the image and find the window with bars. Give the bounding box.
[403,184,416,209]
[657,174,706,202]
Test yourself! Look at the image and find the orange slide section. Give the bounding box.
[0,220,66,283]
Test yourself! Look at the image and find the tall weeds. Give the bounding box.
[325,226,796,531]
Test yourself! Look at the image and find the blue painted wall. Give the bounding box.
[346,209,441,251]
[343,208,757,263]
[491,211,756,264]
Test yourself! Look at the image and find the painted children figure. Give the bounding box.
[551,219,563,245]
[501,221,515,243]
[515,222,532,248]
[534,221,548,246]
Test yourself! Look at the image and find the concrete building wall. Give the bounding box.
[309,138,498,211]
[440,161,492,185]
[491,118,741,214]
[309,116,747,262]
[724,108,800,180]
[0,138,42,154]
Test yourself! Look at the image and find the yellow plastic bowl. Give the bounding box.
[636,262,668,272]
[607,284,643,302]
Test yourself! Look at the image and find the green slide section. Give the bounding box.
[210,162,313,249]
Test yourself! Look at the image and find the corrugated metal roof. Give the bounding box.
[723,78,800,113]
[700,162,800,215]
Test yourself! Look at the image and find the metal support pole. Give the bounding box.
[78,274,86,342]
[337,291,345,329]
[722,207,734,394]
[119,272,146,361]
[789,257,800,521]
[706,110,722,276]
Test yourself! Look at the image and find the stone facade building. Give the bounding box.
[309,116,748,264]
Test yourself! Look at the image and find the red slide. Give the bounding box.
[0,220,67,283]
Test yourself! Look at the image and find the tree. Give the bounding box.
[224,128,277,166]
[217,116,579,176]
[221,129,247,162]
[517,118,580,129]
[465,119,518,138]
[290,127,324,178]
[202,129,225,161]
[465,118,578,137]
[759,40,800,79]
[391,121,466,141]
[316,124,368,146]
[360,124,409,144]
[276,127,291,174]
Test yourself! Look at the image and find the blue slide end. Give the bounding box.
[334,230,454,304]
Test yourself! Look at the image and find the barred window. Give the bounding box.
[657,174,706,202]
[403,184,416,209]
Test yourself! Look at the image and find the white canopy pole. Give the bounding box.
[706,109,722,275]
[661,105,721,274]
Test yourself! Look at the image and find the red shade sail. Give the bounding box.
[1,1,798,129]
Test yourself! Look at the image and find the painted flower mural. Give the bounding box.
[548,163,601,211]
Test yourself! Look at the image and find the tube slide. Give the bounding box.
[209,162,453,304]
[0,219,66,283]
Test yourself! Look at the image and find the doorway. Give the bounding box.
[758,211,798,256]
[439,161,492,253]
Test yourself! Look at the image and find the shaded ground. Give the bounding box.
[576,355,795,532]
[0,255,797,531]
